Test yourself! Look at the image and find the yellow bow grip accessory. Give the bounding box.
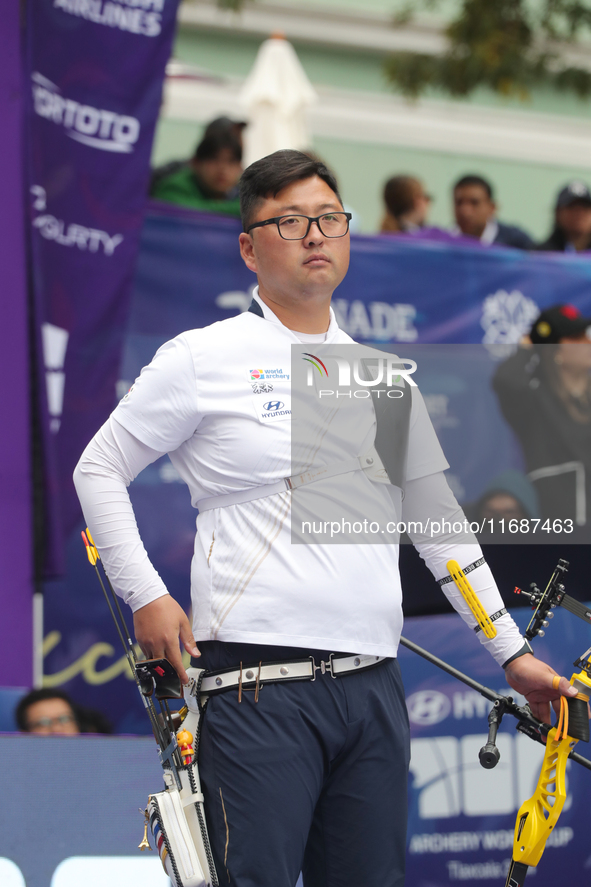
[446,560,497,639]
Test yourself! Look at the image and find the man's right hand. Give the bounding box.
[133,595,200,685]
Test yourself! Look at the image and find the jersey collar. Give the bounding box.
[248,286,341,342]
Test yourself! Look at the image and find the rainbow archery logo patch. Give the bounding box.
[250,369,265,380]
[302,353,329,376]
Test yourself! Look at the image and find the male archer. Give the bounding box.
[75,150,576,887]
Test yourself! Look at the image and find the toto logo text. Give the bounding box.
[31,72,140,153]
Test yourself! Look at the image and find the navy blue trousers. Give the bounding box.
[195,642,410,887]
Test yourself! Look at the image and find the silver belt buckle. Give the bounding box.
[309,653,337,680]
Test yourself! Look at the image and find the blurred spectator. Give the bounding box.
[492,304,591,532]
[76,705,114,734]
[16,688,113,735]
[16,689,80,735]
[453,174,534,249]
[150,117,244,217]
[381,175,431,233]
[537,181,591,253]
[464,470,539,542]
[202,115,247,144]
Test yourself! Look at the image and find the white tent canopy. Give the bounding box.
[240,35,317,168]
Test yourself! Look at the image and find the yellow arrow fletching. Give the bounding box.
[81,529,99,566]
[85,527,100,562]
[85,527,99,553]
[446,559,497,639]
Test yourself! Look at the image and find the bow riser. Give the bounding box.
[510,726,574,869]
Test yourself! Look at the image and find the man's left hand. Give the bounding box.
[505,652,577,724]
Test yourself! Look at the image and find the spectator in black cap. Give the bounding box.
[150,117,245,217]
[529,304,591,344]
[492,304,591,535]
[537,181,591,252]
[452,174,534,249]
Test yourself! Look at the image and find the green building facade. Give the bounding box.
[152,0,591,240]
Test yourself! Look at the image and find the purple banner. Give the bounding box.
[0,1,33,686]
[26,0,180,574]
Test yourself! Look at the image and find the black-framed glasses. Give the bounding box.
[247,212,352,240]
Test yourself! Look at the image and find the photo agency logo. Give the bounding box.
[31,71,141,153]
[302,351,417,398]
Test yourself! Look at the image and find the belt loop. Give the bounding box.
[238,661,243,704]
[255,661,262,702]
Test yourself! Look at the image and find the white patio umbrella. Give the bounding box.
[240,35,318,168]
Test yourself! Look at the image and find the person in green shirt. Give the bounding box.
[151,126,243,217]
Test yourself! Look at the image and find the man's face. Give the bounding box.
[454,185,496,238]
[239,176,350,302]
[192,148,242,197]
[556,202,591,239]
[558,333,591,369]
[412,190,432,227]
[481,493,526,521]
[25,697,79,734]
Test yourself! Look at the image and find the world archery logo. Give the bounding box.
[250,369,265,380]
[302,353,329,376]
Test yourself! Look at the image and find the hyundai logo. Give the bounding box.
[263,401,284,412]
[406,690,451,726]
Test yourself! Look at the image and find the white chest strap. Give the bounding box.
[196,447,389,512]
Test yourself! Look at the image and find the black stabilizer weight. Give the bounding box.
[567,696,590,742]
[479,698,505,768]
[479,743,501,769]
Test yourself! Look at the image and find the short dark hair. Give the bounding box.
[383,175,424,219]
[454,174,494,200]
[194,131,242,164]
[239,149,343,232]
[15,688,78,731]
